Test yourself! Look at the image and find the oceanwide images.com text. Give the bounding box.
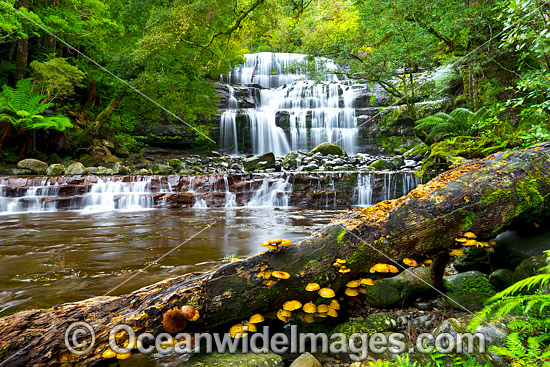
[65,323,486,361]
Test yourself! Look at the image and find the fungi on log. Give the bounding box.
[2,143,550,366]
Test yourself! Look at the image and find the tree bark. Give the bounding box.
[1,144,550,366]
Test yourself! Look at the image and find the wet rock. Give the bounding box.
[135,168,150,175]
[311,142,345,156]
[86,167,98,174]
[79,154,101,168]
[0,168,32,175]
[282,151,300,169]
[169,159,183,171]
[363,267,434,307]
[489,269,515,291]
[444,271,488,292]
[453,247,492,274]
[243,152,276,171]
[442,272,496,310]
[96,166,113,175]
[152,164,175,175]
[180,351,284,367]
[17,159,48,174]
[369,158,395,171]
[65,162,86,175]
[104,154,121,164]
[490,230,550,270]
[114,145,130,158]
[514,255,547,281]
[112,162,131,175]
[289,352,322,367]
[302,163,318,171]
[46,164,66,176]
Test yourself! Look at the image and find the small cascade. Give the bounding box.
[382,173,397,202]
[0,179,59,213]
[221,52,358,156]
[402,173,422,195]
[246,176,292,207]
[355,174,373,207]
[223,175,237,208]
[80,178,155,212]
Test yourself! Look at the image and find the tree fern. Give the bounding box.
[0,78,72,132]
[414,107,487,145]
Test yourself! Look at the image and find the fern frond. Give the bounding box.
[488,275,550,302]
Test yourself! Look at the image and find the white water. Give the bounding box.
[355,174,373,207]
[0,178,59,213]
[221,52,358,156]
[246,176,293,207]
[79,178,155,212]
[354,172,421,206]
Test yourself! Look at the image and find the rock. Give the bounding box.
[152,164,175,175]
[488,269,514,291]
[101,140,115,150]
[514,255,547,282]
[442,272,496,310]
[369,158,395,171]
[104,155,121,164]
[311,142,345,156]
[289,353,322,367]
[169,159,182,171]
[112,162,131,175]
[79,154,101,167]
[181,351,284,367]
[363,267,434,307]
[17,159,48,174]
[302,163,318,171]
[490,230,550,270]
[114,145,130,158]
[46,164,65,176]
[135,169,150,175]
[453,247,492,274]
[48,153,61,164]
[86,167,98,174]
[444,271,488,292]
[65,162,86,175]
[390,156,405,169]
[243,152,276,171]
[96,166,113,175]
[89,145,111,164]
[282,151,300,169]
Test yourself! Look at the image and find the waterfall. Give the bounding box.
[246,176,292,207]
[355,174,373,207]
[402,172,422,196]
[80,178,155,212]
[0,178,59,213]
[223,175,237,208]
[221,52,358,156]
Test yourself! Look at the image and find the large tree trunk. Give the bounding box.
[1,144,550,366]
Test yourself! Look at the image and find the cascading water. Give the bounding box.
[80,178,155,212]
[220,52,358,156]
[0,179,59,213]
[246,176,292,207]
[355,174,373,207]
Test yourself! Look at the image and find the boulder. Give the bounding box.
[363,267,434,307]
[169,159,183,171]
[369,158,395,171]
[0,168,32,175]
[79,154,101,168]
[65,162,86,175]
[181,351,283,367]
[289,353,322,367]
[243,152,276,171]
[152,164,175,175]
[46,164,65,176]
[443,271,488,293]
[442,272,496,310]
[311,142,345,156]
[489,230,550,270]
[104,155,121,164]
[17,159,48,174]
[114,145,130,158]
[514,255,547,282]
[112,162,131,175]
[489,269,515,291]
[96,166,113,175]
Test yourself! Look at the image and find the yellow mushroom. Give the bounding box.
[315,312,328,318]
[243,322,257,332]
[361,278,374,286]
[162,308,187,333]
[387,264,399,273]
[283,300,302,311]
[464,240,477,247]
[277,310,291,322]
[317,304,330,313]
[249,314,265,324]
[261,241,270,247]
[455,238,468,243]
[345,288,359,296]
[463,232,477,239]
[280,239,292,247]
[336,258,347,264]
[485,247,495,253]
[369,263,390,273]
[318,288,336,298]
[303,302,317,314]
[101,349,117,359]
[359,287,367,294]
[268,238,283,244]
[305,283,320,291]
[189,310,200,322]
[449,249,465,256]
[267,245,279,251]
[423,259,433,265]
[346,280,360,288]
[489,240,496,246]
[403,258,418,267]
[327,308,338,317]
[329,299,340,310]
[229,324,246,338]
[304,314,315,323]
[180,305,197,320]
[339,267,351,274]
[272,271,291,280]
[116,352,132,360]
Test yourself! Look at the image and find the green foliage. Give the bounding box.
[0,79,72,132]
[470,251,550,367]
[414,108,488,145]
[30,58,85,102]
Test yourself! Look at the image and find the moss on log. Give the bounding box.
[1,143,550,366]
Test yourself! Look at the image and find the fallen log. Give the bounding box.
[1,143,550,366]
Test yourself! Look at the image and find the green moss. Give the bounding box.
[515,176,545,217]
[336,229,346,243]
[446,277,496,310]
[482,188,512,205]
[460,212,475,232]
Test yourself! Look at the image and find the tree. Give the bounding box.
[30,58,85,102]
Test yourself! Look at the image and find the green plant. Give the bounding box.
[30,58,85,102]
[470,250,550,367]
[0,79,72,132]
[414,108,488,146]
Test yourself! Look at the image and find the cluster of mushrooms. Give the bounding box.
[101,305,200,360]
[261,238,292,252]
[450,232,495,256]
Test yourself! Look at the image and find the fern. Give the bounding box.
[414,107,487,145]
[0,78,72,132]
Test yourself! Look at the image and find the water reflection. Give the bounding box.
[0,208,341,316]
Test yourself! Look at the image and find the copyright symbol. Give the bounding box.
[65,321,96,356]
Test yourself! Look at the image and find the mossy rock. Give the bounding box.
[442,274,496,310]
[289,352,321,367]
[489,269,515,291]
[514,255,547,282]
[282,151,300,169]
[311,143,345,156]
[46,164,65,176]
[369,158,395,171]
[330,314,398,338]
[65,162,86,175]
[169,158,183,170]
[179,351,284,367]
[152,164,175,175]
[17,159,48,174]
